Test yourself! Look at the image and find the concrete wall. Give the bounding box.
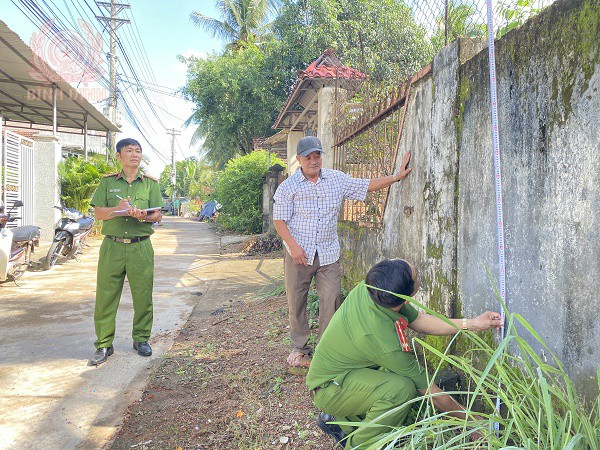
[286,130,303,175]
[318,86,336,169]
[338,0,599,400]
[33,133,62,241]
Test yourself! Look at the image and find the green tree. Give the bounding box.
[270,0,434,85]
[431,1,486,51]
[213,150,283,233]
[159,157,215,201]
[496,0,541,38]
[190,0,280,51]
[182,0,435,171]
[58,154,120,212]
[181,46,283,168]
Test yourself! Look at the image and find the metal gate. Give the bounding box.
[2,130,35,227]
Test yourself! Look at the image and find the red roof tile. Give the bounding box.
[272,49,366,129]
[299,49,367,82]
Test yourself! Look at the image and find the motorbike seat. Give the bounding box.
[77,217,95,230]
[12,226,41,242]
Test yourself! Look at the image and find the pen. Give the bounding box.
[115,195,130,203]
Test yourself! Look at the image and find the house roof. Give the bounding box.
[0,20,118,133]
[272,49,366,130]
[254,130,288,161]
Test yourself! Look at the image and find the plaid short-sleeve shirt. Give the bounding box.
[273,169,370,266]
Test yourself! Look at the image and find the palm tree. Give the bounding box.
[190,0,280,51]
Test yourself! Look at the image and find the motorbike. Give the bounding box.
[0,200,41,282]
[43,205,95,270]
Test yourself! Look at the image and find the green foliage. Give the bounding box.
[181,46,283,168]
[58,155,120,212]
[213,150,283,234]
[497,0,542,38]
[190,0,279,51]
[352,285,599,449]
[159,157,215,201]
[182,0,436,170]
[430,1,487,50]
[270,0,434,85]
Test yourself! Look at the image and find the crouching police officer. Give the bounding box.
[88,138,163,366]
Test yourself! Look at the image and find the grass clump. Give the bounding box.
[350,286,599,449]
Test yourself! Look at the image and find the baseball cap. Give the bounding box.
[297,136,323,157]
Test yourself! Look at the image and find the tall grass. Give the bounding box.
[346,286,599,450]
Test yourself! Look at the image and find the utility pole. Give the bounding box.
[166,128,181,212]
[96,1,130,159]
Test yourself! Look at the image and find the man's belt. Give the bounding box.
[105,235,150,244]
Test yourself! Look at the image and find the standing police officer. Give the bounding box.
[88,138,163,366]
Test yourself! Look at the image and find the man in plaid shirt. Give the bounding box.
[273,136,412,367]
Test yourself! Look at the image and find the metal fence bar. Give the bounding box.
[332,0,555,228]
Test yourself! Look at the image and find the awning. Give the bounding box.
[0,20,118,133]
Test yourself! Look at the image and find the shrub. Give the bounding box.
[58,154,120,212]
[214,150,284,234]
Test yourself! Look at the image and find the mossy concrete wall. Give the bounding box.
[338,0,599,400]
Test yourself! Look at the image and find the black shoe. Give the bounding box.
[88,346,114,366]
[316,413,346,448]
[133,341,152,357]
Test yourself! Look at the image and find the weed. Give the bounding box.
[357,280,600,449]
[271,376,284,395]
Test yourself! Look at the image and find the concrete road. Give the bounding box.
[0,217,281,450]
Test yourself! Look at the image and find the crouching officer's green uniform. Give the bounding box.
[307,281,428,449]
[90,170,163,350]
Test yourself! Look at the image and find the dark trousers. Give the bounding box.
[284,251,343,353]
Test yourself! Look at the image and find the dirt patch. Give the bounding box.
[108,294,335,450]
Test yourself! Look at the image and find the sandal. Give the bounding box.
[287,351,312,367]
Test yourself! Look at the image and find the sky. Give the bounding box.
[4,0,225,177]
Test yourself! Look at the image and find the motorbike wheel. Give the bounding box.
[43,240,65,271]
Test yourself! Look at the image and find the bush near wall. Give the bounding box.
[58,155,120,213]
[214,150,284,234]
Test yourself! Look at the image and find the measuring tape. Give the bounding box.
[485,0,506,433]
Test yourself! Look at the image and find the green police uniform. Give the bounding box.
[306,281,428,448]
[90,170,163,349]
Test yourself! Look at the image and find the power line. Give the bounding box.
[95,0,130,155]
[11,0,190,168]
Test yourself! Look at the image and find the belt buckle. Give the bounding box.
[123,238,132,244]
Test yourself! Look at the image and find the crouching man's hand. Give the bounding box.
[469,311,503,332]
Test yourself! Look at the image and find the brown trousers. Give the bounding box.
[284,252,343,354]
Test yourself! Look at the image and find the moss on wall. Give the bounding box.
[426,242,443,260]
[454,74,471,144]
[497,0,599,127]
[338,221,371,290]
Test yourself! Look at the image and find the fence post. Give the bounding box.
[262,164,285,233]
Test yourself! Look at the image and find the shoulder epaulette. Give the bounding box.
[103,172,120,178]
[142,173,158,182]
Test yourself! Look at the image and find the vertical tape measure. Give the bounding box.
[485,0,506,433]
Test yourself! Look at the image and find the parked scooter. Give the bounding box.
[0,200,41,282]
[43,205,95,270]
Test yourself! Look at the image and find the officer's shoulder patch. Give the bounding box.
[103,172,120,178]
[142,173,158,182]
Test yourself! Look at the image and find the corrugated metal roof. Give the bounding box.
[0,20,118,132]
